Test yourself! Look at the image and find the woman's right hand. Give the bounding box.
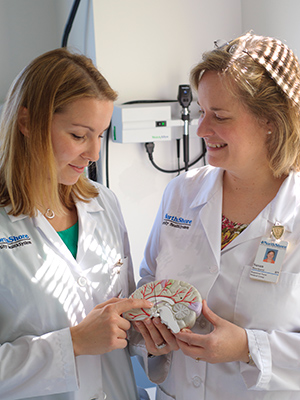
[175,300,249,364]
[134,317,179,356]
[70,297,152,356]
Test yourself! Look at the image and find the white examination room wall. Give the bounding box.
[89,0,243,282]
[241,0,300,57]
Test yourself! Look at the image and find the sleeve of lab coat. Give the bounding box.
[0,327,78,399]
[240,328,300,391]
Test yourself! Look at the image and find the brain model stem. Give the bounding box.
[158,306,180,334]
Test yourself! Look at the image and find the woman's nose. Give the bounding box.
[196,115,213,138]
[196,116,206,138]
[83,139,101,162]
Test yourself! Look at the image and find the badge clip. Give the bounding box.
[271,225,284,241]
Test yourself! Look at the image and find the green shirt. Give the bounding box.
[57,221,79,259]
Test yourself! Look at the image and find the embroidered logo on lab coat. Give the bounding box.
[162,213,192,230]
[0,234,32,249]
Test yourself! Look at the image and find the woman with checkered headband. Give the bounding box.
[191,32,300,178]
[134,33,300,399]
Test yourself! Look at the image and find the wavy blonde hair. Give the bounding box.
[190,33,300,177]
[0,48,117,216]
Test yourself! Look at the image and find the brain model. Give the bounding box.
[123,279,202,333]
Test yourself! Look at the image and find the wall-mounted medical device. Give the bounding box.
[111,101,199,143]
[177,84,193,171]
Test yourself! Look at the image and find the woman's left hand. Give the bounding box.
[175,300,249,364]
[133,317,179,356]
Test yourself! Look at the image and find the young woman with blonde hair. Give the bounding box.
[0,48,151,400]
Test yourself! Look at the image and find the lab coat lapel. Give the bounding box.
[32,212,81,270]
[267,172,298,233]
[222,211,269,252]
[190,167,223,267]
[198,190,222,267]
[75,198,103,264]
[31,198,102,270]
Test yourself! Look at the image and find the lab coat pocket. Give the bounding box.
[235,266,300,331]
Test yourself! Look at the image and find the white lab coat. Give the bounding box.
[136,166,300,399]
[0,181,140,400]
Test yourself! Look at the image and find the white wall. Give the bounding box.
[241,0,300,57]
[91,0,243,281]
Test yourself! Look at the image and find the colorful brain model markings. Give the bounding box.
[123,279,202,333]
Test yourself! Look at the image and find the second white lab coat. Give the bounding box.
[135,166,300,399]
[0,182,139,400]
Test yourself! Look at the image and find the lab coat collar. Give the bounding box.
[186,168,300,256]
[4,195,103,224]
[189,168,300,227]
[4,206,28,223]
[267,171,299,232]
[5,196,104,269]
[187,167,224,266]
[75,195,104,213]
[189,166,224,209]
[223,171,299,251]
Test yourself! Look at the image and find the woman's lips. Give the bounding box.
[206,142,227,149]
[70,164,86,173]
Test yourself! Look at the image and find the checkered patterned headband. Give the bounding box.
[218,33,300,106]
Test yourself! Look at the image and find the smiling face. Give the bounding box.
[196,71,271,178]
[51,97,113,185]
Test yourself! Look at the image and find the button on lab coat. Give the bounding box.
[136,166,300,399]
[0,182,139,400]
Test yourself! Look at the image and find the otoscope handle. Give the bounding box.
[182,109,190,171]
[178,85,192,171]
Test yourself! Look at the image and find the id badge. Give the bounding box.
[250,225,288,284]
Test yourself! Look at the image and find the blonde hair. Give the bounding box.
[190,33,300,177]
[0,48,117,216]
